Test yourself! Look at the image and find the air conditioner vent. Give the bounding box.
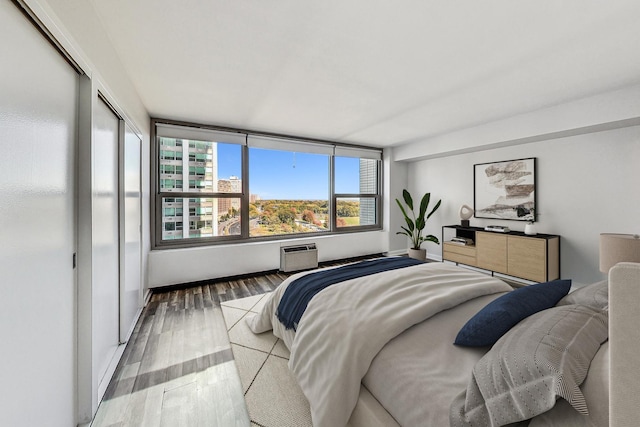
[280,244,318,272]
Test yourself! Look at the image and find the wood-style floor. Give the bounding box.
[91,255,382,427]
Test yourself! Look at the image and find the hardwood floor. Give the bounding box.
[91,255,382,427]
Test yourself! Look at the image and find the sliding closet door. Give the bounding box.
[120,124,142,340]
[0,1,79,425]
[93,97,121,394]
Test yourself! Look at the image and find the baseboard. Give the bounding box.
[386,249,443,263]
[143,288,152,305]
[385,249,407,257]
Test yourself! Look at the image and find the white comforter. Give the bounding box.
[247,261,512,427]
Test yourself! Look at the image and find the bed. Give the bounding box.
[246,257,639,427]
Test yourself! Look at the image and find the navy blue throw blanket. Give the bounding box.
[276,256,424,330]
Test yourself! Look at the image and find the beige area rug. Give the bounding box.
[221,294,313,427]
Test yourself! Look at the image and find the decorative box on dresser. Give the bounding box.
[442,225,560,283]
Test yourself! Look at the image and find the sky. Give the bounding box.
[217,144,360,200]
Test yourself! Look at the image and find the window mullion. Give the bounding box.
[329,155,335,232]
[241,144,249,239]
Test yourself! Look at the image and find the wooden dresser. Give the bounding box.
[442,225,560,283]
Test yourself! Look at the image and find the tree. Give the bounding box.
[249,204,260,219]
[277,207,296,225]
[337,201,359,217]
[302,210,316,224]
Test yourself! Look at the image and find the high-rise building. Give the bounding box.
[229,176,241,210]
[159,137,218,240]
[359,158,377,226]
[216,176,242,216]
[217,179,232,215]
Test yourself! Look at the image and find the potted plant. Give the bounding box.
[396,189,442,261]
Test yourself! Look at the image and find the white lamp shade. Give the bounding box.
[599,233,640,273]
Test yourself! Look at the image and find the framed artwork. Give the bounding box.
[474,157,536,221]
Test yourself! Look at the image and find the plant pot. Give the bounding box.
[407,248,427,261]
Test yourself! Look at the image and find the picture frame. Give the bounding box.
[474,157,536,222]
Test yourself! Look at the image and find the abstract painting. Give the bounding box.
[474,158,536,221]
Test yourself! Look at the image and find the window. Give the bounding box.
[155,123,245,244]
[152,120,382,248]
[248,143,330,237]
[334,147,381,229]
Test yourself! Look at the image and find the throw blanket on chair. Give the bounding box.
[276,256,423,330]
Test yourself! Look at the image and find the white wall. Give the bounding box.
[394,83,640,162]
[383,147,410,255]
[149,231,388,287]
[406,125,640,286]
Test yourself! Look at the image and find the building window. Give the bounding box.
[152,120,382,248]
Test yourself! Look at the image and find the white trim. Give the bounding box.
[21,0,92,76]
[385,249,407,257]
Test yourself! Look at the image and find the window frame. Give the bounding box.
[332,155,382,232]
[151,118,383,249]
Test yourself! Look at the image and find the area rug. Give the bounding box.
[221,293,313,427]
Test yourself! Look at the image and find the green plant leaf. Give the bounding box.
[397,199,416,232]
[402,189,413,211]
[398,226,412,236]
[424,234,440,244]
[419,192,430,219]
[396,199,409,221]
[405,217,415,232]
[426,199,442,219]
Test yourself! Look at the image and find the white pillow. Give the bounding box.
[528,341,609,427]
[450,305,608,426]
[557,280,608,311]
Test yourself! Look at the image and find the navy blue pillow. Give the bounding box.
[454,279,572,347]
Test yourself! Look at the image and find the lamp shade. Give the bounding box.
[599,233,640,273]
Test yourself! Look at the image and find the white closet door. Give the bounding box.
[0,2,78,425]
[93,97,121,393]
[120,124,142,340]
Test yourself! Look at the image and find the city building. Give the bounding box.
[159,137,217,239]
[359,158,377,226]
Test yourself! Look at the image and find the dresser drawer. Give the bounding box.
[443,242,476,257]
[443,243,477,266]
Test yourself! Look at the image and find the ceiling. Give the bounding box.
[89,1,640,148]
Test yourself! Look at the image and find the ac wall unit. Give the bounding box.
[280,243,318,272]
